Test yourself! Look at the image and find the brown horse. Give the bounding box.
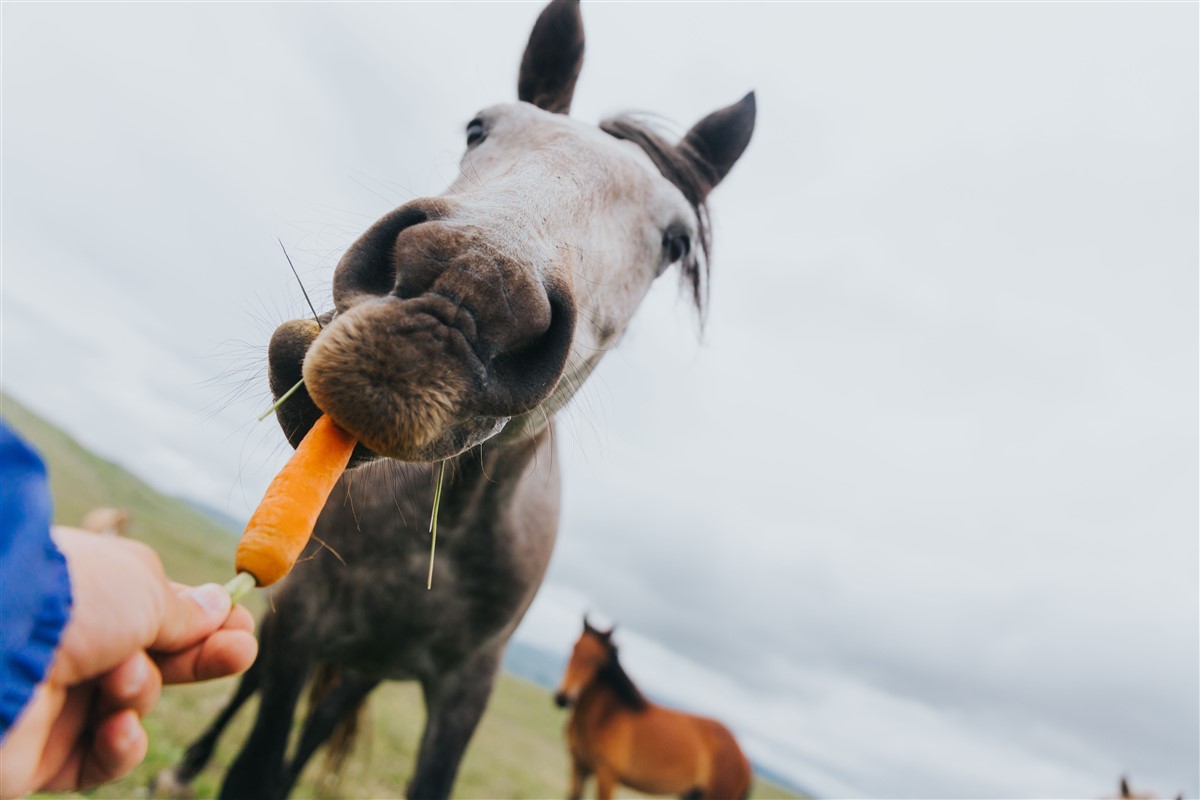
[79,506,130,536]
[555,619,752,800]
[1112,775,1184,800]
[153,1,755,798]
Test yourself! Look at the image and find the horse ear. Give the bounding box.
[518,0,585,114]
[601,625,615,640]
[1119,777,1131,798]
[679,91,757,196]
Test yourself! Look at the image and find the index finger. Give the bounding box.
[154,627,258,683]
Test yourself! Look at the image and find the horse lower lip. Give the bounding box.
[301,300,475,457]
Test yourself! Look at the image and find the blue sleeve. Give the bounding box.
[0,419,73,742]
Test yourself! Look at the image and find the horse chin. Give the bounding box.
[303,382,511,464]
[271,409,507,469]
[381,416,511,463]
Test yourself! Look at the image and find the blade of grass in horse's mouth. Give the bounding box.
[257,376,306,422]
[278,238,323,328]
[427,460,446,590]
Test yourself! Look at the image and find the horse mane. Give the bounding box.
[599,115,712,322]
[597,643,648,711]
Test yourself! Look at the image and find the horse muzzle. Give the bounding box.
[265,198,577,463]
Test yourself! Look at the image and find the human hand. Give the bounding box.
[0,527,257,798]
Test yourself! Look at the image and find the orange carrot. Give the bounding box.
[234,414,357,587]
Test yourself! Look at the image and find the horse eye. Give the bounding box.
[466,119,486,146]
[663,227,691,264]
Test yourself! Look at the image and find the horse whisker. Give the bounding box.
[312,535,347,567]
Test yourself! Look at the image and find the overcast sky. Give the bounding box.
[3,2,1196,798]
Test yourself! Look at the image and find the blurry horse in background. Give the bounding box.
[1112,775,1183,800]
[555,618,752,800]
[153,0,755,797]
[80,507,130,536]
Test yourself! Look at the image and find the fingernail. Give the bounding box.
[187,583,231,617]
[124,655,148,694]
[113,710,139,749]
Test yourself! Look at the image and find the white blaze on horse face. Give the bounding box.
[443,102,697,437]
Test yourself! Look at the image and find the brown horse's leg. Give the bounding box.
[594,765,618,800]
[568,758,591,800]
[703,728,753,800]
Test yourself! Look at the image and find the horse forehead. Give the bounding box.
[478,103,672,195]
[575,632,609,659]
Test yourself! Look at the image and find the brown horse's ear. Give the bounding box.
[601,624,615,641]
[1119,776,1131,798]
[518,0,585,114]
[679,91,757,196]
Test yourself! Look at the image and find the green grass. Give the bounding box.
[4,394,802,799]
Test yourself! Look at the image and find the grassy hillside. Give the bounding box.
[3,394,801,799]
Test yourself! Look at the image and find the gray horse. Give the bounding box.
[156,2,754,797]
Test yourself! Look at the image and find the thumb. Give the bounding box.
[150,583,232,653]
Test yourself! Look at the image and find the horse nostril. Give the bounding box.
[554,692,570,708]
[480,283,576,415]
[332,199,451,310]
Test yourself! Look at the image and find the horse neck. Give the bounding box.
[399,422,557,555]
[455,421,549,496]
[580,649,648,714]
